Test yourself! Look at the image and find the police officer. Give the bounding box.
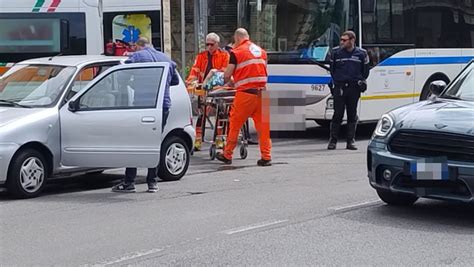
[328,31,369,150]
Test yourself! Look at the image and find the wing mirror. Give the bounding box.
[429,80,447,97]
[68,100,79,112]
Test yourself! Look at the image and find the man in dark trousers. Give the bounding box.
[328,31,369,150]
[112,37,179,193]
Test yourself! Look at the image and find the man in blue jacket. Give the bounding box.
[112,37,179,193]
[327,31,369,150]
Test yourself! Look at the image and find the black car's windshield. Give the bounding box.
[441,64,474,101]
[0,64,76,107]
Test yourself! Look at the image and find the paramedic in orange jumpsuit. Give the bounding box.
[216,28,272,166]
[186,33,230,150]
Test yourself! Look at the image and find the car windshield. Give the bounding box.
[441,63,474,101]
[0,64,76,107]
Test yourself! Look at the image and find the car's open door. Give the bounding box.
[59,62,169,168]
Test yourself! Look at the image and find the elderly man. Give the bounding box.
[186,32,230,150]
[112,37,179,193]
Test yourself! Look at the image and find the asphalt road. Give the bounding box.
[1,123,473,266]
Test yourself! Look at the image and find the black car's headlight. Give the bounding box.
[374,114,394,137]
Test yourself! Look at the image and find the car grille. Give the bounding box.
[389,130,474,162]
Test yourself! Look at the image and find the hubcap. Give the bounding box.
[20,157,45,193]
[165,143,187,175]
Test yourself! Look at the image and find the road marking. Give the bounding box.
[222,219,289,235]
[328,199,382,213]
[91,248,164,266]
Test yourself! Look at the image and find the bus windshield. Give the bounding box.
[0,64,76,107]
[238,0,358,64]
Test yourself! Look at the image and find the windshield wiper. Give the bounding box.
[308,58,331,71]
[0,100,31,108]
[439,95,462,100]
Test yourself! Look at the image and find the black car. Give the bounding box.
[368,61,474,205]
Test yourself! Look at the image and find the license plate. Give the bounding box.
[409,157,449,180]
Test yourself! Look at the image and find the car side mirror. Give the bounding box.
[429,80,447,96]
[68,100,79,112]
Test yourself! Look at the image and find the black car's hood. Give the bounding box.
[392,99,474,136]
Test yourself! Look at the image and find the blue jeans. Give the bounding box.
[125,108,170,185]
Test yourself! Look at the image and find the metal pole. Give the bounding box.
[194,0,200,53]
[162,0,172,55]
[181,0,186,77]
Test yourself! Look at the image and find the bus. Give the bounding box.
[238,0,474,125]
[0,0,163,75]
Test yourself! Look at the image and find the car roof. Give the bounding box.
[18,55,127,67]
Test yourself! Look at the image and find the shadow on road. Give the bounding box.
[339,200,474,231]
[0,173,123,201]
[271,122,376,142]
[0,123,375,200]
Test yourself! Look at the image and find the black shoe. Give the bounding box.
[257,159,272,167]
[346,123,358,150]
[112,182,136,193]
[216,152,232,164]
[327,142,336,150]
[329,122,341,149]
[147,183,159,193]
[346,142,358,150]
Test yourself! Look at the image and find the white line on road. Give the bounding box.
[222,219,289,235]
[90,248,164,266]
[328,199,382,213]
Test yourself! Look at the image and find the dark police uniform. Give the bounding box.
[328,46,369,149]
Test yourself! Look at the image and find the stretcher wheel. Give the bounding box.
[240,145,248,159]
[209,145,217,160]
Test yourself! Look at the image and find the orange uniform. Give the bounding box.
[187,48,230,150]
[186,49,229,83]
[223,39,272,161]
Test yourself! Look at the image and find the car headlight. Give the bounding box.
[374,114,394,137]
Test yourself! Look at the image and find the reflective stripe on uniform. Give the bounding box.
[335,58,362,63]
[236,58,266,70]
[234,76,268,88]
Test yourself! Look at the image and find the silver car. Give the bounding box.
[0,56,195,198]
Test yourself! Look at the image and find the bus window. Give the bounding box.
[238,0,359,64]
[361,0,415,66]
[415,2,474,48]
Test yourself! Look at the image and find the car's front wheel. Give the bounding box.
[158,136,190,181]
[7,149,48,199]
[376,189,418,206]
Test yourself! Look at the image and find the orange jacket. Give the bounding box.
[186,49,230,84]
[232,39,268,91]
